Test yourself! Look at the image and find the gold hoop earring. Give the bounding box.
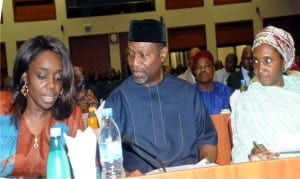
[282,66,286,73]
[21,82,28,97]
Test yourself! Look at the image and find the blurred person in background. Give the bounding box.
[177,47,200,83]
[74,66,98,113]
[163,65,174,74]
[0,76,13,115]
[214,59,224,71]
[214,53,238,85]
[94,67,122,100]
[227,45,254,90]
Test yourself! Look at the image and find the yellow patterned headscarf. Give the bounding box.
[252,26,295,71]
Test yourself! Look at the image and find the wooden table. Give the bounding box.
[128,157,300,179]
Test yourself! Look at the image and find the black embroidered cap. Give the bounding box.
[128,19,166,44]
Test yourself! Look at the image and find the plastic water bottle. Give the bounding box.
[99,108,125,179]
[46,127,71,179]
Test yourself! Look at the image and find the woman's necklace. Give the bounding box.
[33,135,39,148]
[24,115,48,149]
[30,128,44,149]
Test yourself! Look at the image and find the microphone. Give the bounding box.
[122,136,166,173]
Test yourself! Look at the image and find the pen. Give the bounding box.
[253,142,300,155]
[253,141,264,152]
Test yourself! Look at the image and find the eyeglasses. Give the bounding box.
[251,57,280,67]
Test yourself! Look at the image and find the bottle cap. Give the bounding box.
[101,108,112,117]
[88,106,95,113]
[50,127,62,137]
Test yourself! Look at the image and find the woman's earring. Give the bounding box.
[21,82,28,97]
[282,66,286,73]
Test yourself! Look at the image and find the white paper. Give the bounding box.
[270,134,300,153]
[146,158,218,175]
[64,127,97,179]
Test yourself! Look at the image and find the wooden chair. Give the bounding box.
[210,113,232,165]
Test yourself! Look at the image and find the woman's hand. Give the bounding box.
[248,142,279,161]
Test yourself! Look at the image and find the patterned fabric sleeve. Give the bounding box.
[0,116,18,177]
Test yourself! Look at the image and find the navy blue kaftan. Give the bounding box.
[105,73,217,173]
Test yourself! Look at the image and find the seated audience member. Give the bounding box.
[0,35,85,177]
[1,76,12,91]
[105,19,217,175]
[97,69,106,82]
[192,50,232,114]
[163,65,174,74]
[177,47,200,83]
[87,70,96,85]
[227,45,254,90]
[121,60,132,80]
[214,60,224,71]
[174,64,186,76]
[105,67,120,84]
[74,66,98,113]
[231,26,300,163]
[214,53,238,84]
[94,67,122,100]
[0,76,13,115]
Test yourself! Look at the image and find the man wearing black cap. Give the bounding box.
[105,19,217,175]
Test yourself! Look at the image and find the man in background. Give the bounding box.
[214,53,238,85]
[177,47,200,83]
[227,45,253,90]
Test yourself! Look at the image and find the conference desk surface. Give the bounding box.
[128,157,300,179]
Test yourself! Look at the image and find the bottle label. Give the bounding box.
[100,141,123,163]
